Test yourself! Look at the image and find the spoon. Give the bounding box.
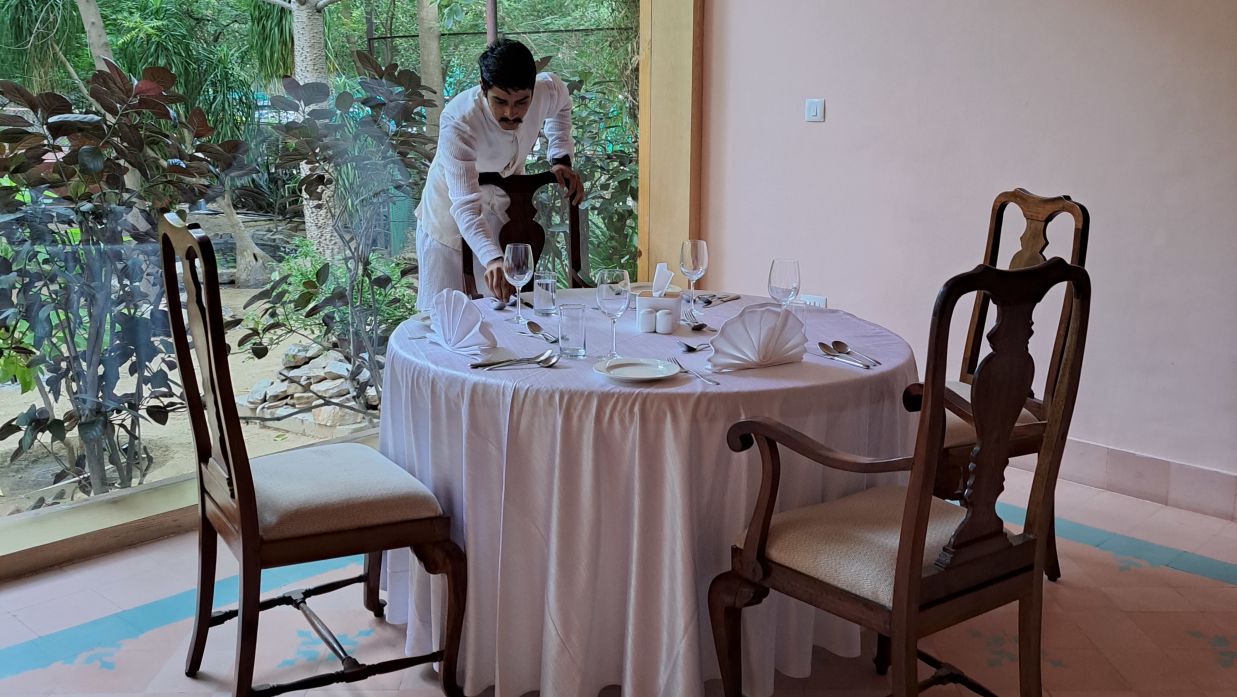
[681,320,715,332]
[816,341,871,369]
[525,320,560,344]
[831,339,881,366]
[471,349,554,370]
[678,340,711,353]
[485,352,561,370]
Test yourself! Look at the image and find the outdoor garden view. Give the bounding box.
[0,0,638,517]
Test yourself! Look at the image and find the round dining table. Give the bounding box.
[379,290,918,697]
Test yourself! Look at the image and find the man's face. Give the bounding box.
[484,85,533,130]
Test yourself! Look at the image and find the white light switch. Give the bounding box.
[804,98,825,122]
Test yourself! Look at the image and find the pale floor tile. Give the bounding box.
[1098,586,1196,612]
[0,611,38,649]
[12,588,126,636]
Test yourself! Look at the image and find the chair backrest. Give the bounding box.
[960,189,1089,410]
[461,171,589,295]
[158,213,257,539]
[898,258,1090,607]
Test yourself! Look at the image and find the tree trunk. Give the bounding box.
[221,190,274,287]
[74,0,115,70]
[291,0,340,256]
[416,0,444,140]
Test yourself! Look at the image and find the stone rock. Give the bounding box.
[246,379,273,406]
[291,392,317,408]
[365,386,380,407]
[323,361,352,380]
[315,378,350,398]
[283,343,324,368]
[313,400,364,427]
[265,381,293,401]
[256,401,296,419]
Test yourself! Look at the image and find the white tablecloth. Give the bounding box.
[380,292,918,697]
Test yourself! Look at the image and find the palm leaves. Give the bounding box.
[246,0,293,84]
[0,0,87,93]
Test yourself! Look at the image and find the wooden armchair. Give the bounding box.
[158,213,466,697]
[905,188,1089,585]
[709,258,1091,697]
[460,170,592,296]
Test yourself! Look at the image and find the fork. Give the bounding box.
[669,356,720,385]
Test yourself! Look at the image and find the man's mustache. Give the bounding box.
[500,117,523,124]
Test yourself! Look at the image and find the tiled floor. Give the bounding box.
[2,469,1236,697]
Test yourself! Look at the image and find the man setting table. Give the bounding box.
[415,37,585,310]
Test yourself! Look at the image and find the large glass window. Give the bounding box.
[0,0,638,526]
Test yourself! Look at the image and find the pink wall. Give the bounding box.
[701,1,1237,474]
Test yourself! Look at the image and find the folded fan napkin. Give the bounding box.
[706,303,806,372]
[428,289,497,357]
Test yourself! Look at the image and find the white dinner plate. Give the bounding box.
[593,357,681,383]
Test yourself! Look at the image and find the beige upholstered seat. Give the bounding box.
[250,443,442,541]
[942,380,1037,449]
[749,486,971,607]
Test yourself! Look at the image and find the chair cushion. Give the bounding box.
[250,443,442,541]
[749,485,967,607]
[943,380,1037,449]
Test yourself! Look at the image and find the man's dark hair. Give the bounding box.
[478,38,537,92]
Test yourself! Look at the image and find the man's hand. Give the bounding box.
[551,163,584,205]
[484,258,514,300]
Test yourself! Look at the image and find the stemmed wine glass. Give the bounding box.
[594,268,631,360]
[679,240,709,319]
[768,258,800,309]
[503,243,534,325]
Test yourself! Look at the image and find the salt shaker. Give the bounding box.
[638,309,657,333]
[655,310,674,334]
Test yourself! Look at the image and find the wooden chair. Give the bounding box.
[907,188,1089,586]
[460,170,592,295]
[709,258,1091,697]
[158,213,466,697]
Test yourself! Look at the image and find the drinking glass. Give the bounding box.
[679,240,709,319]
[594,268,631,359]
[557,303,588,358]
[533,271,557,316]
[768,258,801,309]
[503,243,534,325]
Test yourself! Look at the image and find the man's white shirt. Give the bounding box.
[415,72,575,266]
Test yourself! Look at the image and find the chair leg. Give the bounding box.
[1019,585,1044,697]
[1045,518,1062,582]
[889,632,919,697]
[874,633,891,675]
[363,551,384,617]
[708,571,768,697]
[414,540,468,697]
[232,562,261,697]
[185,517,218,677]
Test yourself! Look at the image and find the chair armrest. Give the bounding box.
[728,417,914,474]
[726,416,912,580]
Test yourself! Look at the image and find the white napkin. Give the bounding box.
[428,289,497,357]
[707,303,806,372]
[652,263,673,297]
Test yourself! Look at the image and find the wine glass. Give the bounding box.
[594,268,631,359]
[768,258,800,309]
[679,240,709,319]
[503,243,534,325]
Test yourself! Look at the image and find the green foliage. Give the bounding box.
[110,0,257,141]
[0,61,232,498]
[260,237,417,336]
[240,52,434,405]
[245,0,293,84]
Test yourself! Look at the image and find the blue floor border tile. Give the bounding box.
[0,556,360,680]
